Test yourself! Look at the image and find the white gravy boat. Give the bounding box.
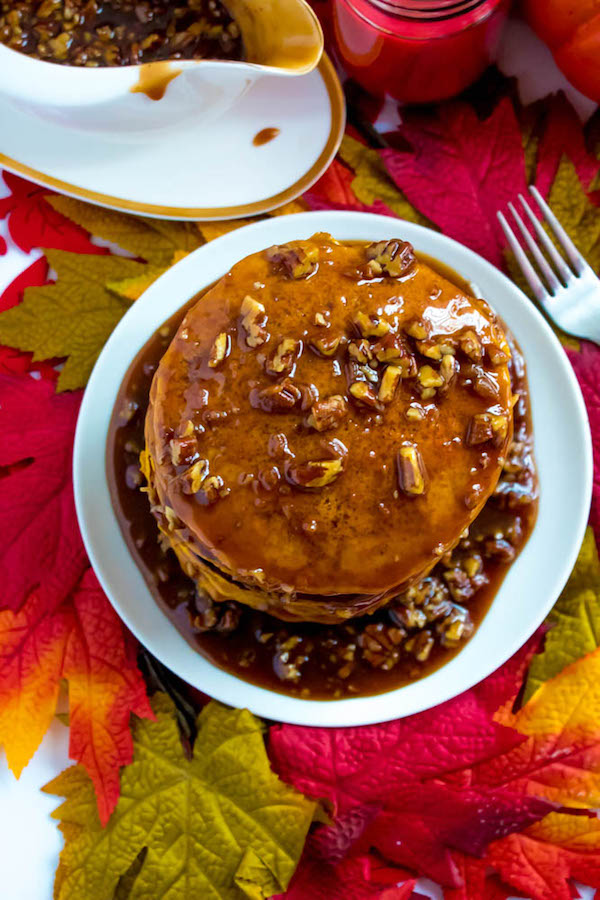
[0,0,323,136]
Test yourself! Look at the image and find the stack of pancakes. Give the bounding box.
[142,234,513,624]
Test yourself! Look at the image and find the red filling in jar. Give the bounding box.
[331,0,511,103]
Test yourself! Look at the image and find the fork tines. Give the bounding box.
[497,185,587,303]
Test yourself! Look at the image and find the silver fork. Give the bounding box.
[497,185,600,344]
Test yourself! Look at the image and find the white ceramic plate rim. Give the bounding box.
[74,211,593,726]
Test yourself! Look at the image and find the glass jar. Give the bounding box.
[331,0,511,103]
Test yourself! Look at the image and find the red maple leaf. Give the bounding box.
[567,342,600,545]
[304,159,395,218]
[443,851,513,900]
[535,92,600,198]
[277,853,416,900]
[0,374,152,823]
[0,373,85,609]
[0,171,104,255]
[0,257,58,379]
[380,98,527,268]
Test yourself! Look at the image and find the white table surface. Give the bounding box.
[0,18,597,900]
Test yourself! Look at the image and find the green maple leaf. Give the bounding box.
[548,156,600,271]
[49,196,203,267]
[45,694,316,900]
[0,249,149,390]
[524,529,600,703]
[339,136,430,226]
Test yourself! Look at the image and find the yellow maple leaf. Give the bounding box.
[0,249,147,390]
[501,646,600,741]
[49,196,203,267]
[527,811,600,851]
[198,217,265,243]
[107,266,167,302]
[45,693,316,900]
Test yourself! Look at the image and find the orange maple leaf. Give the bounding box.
[0,374,152,824]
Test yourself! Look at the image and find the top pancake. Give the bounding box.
[145,234,513,606]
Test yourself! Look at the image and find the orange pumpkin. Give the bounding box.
[524,0,600,101]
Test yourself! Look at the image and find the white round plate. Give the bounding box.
[0,57,343,221]
[74,211,593,726]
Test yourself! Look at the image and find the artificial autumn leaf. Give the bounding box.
[0,373,85,609]
[534,92,600,197]
[198,216,265,243]
[0,568,152,824]
[444,852,513,900]
[0,256,57,379]
[46,693,316,900]
[277,853,416,900]
[524,528,600,700]
[381,98,528,268]
[107,266,166,302]
[0,172,103,255]
[568,342,600,544]
[49,195,203,266]
[269,639,535,818]
[305,158,367,210]
[359,782,551,886]
[0,374,151,822]
[502,645,600,743]
[0,248,147,390]
[337,136,428,224]
[548,156,600,273]
[488,812,600,900]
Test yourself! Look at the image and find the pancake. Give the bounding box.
[142,233,514,623]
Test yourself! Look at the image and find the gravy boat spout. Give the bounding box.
[0,0,323,136]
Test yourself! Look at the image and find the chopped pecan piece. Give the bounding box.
[268,432,293,459]
[459,329,483,361]
[169,434,197,466]
[208,332,230,368]
[439,353,458,390]
[180,458,209,494]
[405,319,428,340]
[436,605,474,647]
[365,239,416,277]
[286,457,345,489]
[404,630,434,662]
[470,366,500,400]
[397,444,427,495]
[240,295,268,348]
[314,312,327,326]
[417,365,444,399]
[310,335,341,357]
[358,622,406,670]
[266,243,319,279]
[488,344,510,365]
[354,311,391,337]
[306,395,348,432]
[466,413,494,446]
[348,339,374,364]
[390,604,427,630]
[466,413,508,447]
[266,338,300,376]
[406,404,425,421]
[200,475,229,505]
[372,333,416,374]
[250,378,302,412]
[349,381,382,410]
[378,365,402,404]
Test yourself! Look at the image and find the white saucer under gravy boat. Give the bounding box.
[0,0,323,136]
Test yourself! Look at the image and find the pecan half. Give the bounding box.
[240,295,268,348]
[286,457,345,489]
[306,395,348,432]
[396,444,427,495]
[250,378,302,412]
[266,338,300,376]
[365,239,416,277]
[266,243,318,279]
